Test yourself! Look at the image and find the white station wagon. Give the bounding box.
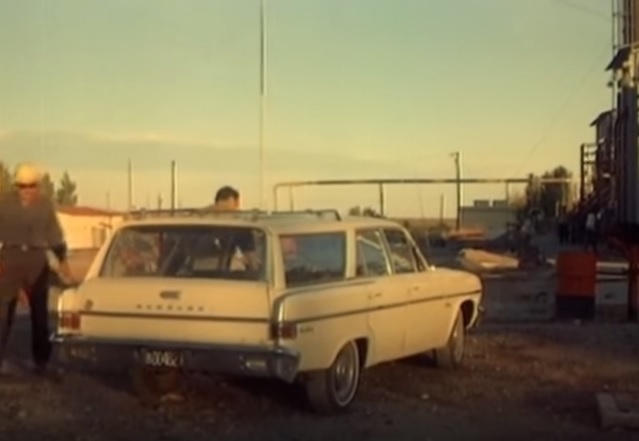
[52,209,482,413]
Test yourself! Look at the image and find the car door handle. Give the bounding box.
[411,285,420,291]
[368,292,382,299]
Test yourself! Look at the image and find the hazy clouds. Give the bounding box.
[0,129,417,177]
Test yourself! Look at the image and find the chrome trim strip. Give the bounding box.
[287,290,481,324]
[79,311,269,323]
[60,285,479,340]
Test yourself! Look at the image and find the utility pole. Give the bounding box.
[417,187,425,218]
[288,186,295,210]
[258,0,267,209]
[452,152,463,230]
[378,183,386,217]
[439,193,445,225]
[170,160,178,212]
[127,159,134,211]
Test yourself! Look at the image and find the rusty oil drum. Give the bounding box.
[555,251,597,320]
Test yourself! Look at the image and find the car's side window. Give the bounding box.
[382,228,418,274]
[281,232,346,288]
[355,229,391,277]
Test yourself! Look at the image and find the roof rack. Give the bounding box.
[265,209,341,221]
[124,208,341,221]
[124,208,262,221]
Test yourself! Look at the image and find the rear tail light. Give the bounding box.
[270,321,298,340]
[59,312,81,331]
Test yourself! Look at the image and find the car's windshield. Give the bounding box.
[100,225,266,281]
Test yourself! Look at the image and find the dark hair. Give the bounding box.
[215,186,239,203]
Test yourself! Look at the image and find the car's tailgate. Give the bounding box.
[60,277,272,346]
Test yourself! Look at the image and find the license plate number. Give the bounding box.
[140,349,184,368]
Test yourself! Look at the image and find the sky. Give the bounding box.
[0,0,613,216]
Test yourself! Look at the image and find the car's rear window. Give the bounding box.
[280,232,346,287]
[100,225,266,281]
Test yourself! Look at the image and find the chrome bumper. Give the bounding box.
[51,334,300,383]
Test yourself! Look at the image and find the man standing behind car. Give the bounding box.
[211,185,241,211]
[207,186,259,271]
[0,162,75,379]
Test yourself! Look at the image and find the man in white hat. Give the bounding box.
[0,162,75,380]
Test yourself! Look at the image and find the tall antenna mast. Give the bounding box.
[258,0,267,210]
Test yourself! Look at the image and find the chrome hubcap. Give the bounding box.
[332,345,359,405]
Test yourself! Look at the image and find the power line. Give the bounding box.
[511,49,609,177]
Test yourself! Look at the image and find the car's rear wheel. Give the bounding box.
[305,340,361,414]
[433,310,465,368]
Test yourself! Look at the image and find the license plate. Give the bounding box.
[140,349,184,368]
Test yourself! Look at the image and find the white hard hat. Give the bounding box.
[14,162,43,185]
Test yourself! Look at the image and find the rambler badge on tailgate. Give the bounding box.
[160,290,181,300]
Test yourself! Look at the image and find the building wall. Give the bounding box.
[57,212,124,250]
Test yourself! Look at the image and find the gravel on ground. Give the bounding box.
[2,322,639,441]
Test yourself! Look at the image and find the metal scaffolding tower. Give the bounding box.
[598,1,639,227]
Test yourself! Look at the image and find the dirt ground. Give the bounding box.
[2,248,639,440]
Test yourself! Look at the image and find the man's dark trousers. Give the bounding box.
[0,248,52,370]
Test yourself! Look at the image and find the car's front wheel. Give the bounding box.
[305,340,362,414]
[433,310,465,368]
